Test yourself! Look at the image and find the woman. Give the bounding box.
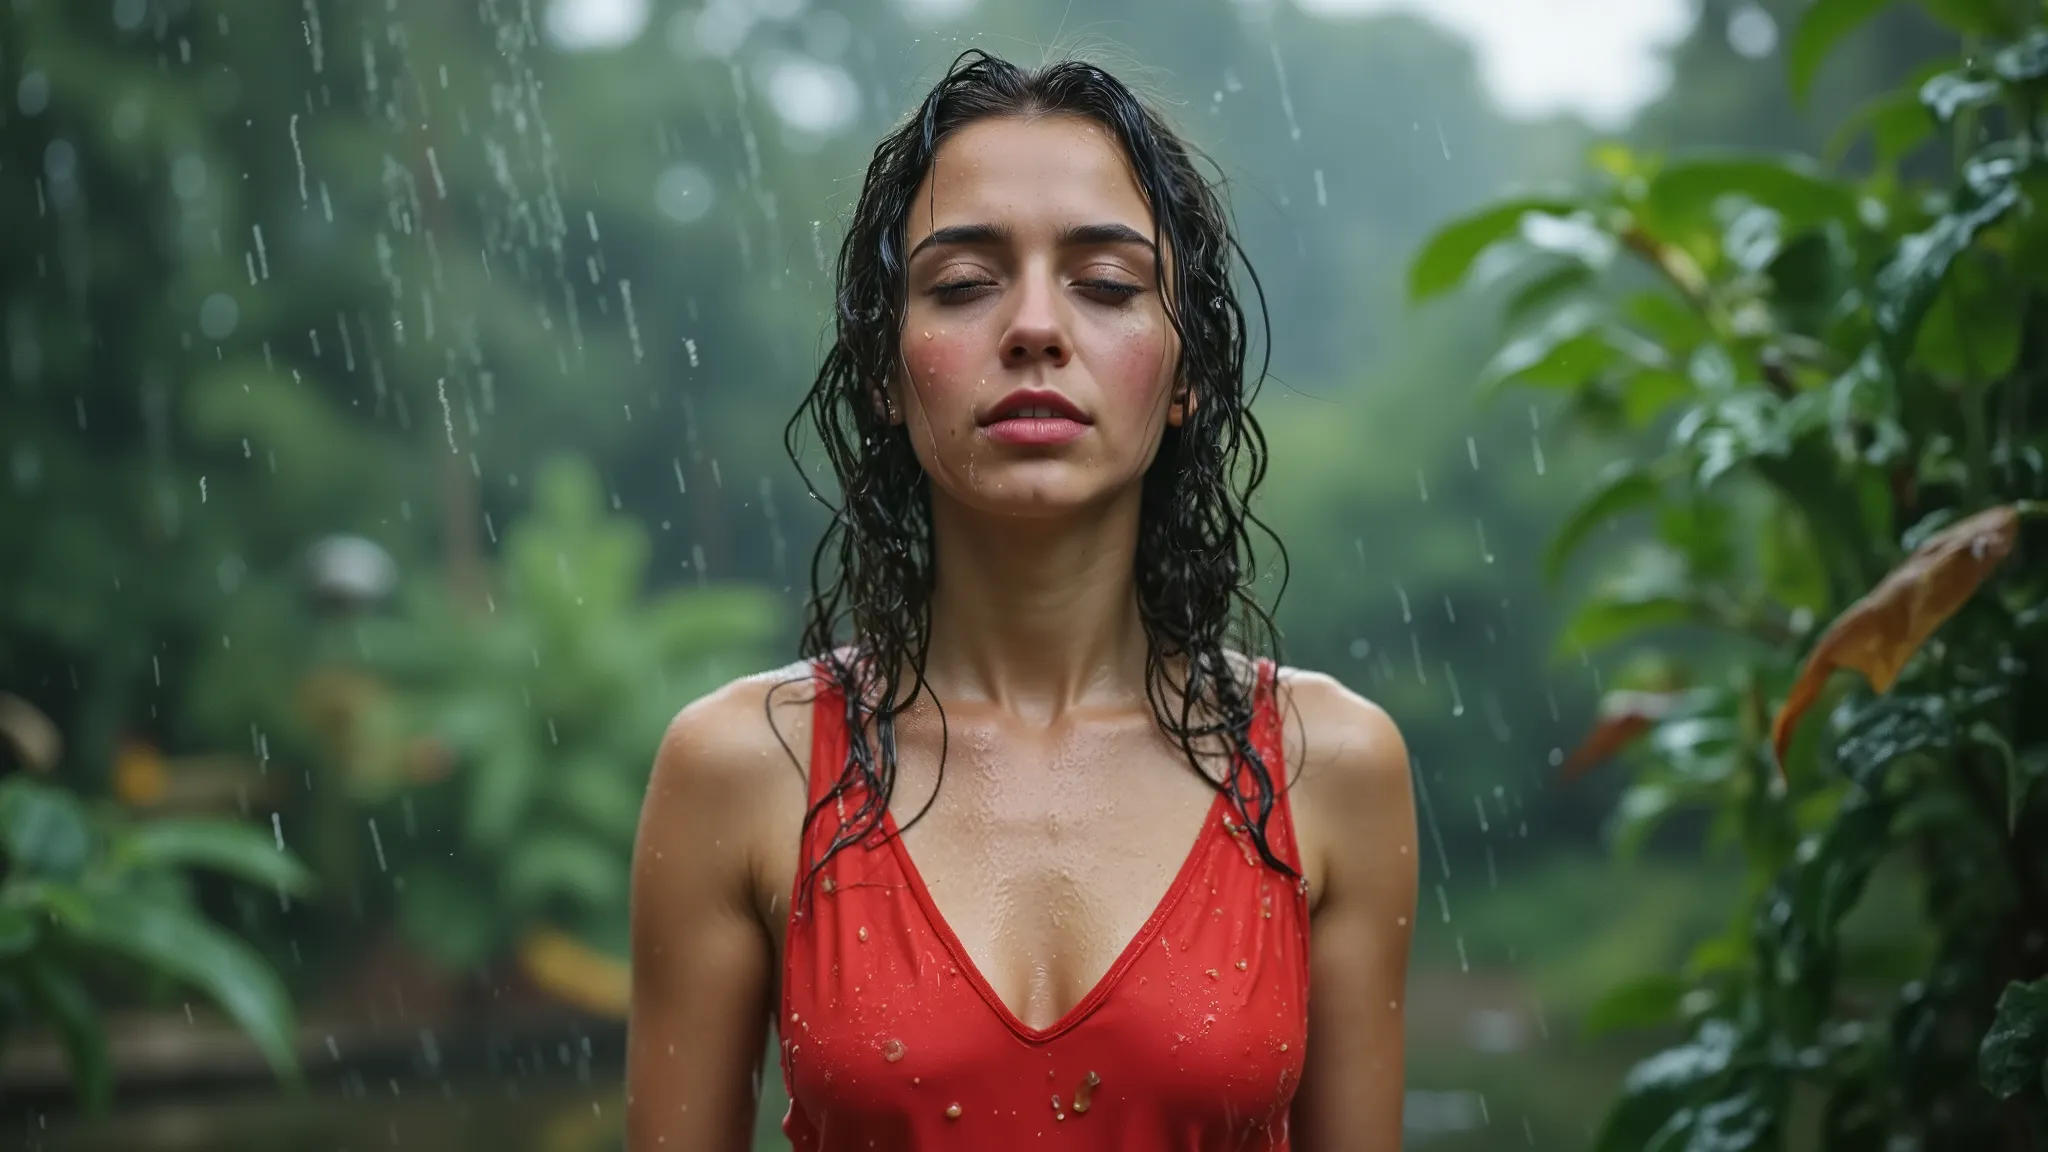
[628,51,1417,1150]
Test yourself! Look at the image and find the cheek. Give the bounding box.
[1094,324,1177,421]
[898,331,979,425]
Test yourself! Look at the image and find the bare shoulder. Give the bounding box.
[1271,666,1416,909]
[636,661,817,906]
[1272,666,1409,789]
[649,660,817,798]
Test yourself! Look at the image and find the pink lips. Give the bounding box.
[982,417,1089,445]
[980,389,1090,446]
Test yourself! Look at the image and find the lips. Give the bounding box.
[980,389,1091,447]
[981,389,1089,426]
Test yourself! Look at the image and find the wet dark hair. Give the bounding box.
[782,49,1288,905]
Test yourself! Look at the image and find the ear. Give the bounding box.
[1167,383,1197,428]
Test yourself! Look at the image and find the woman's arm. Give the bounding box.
[626,683,785,1151]
[1284,672,1420,1152]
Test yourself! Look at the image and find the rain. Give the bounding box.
[5,0,2039,1150]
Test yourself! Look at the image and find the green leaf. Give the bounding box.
[1585,973,1690,1036]
[1833,693,1956,793]
[1919,69,2003,122]
[1503,260,1598,330]
[1790,0,1892,101]
[1408,194,1582,301]
[1544,461,1664,584]
[552,760,646,843]
[1918,0,2022,36]
[1481,303,1670,395]
[1992,27,2048,81]
[1875,161,2026,364]
[1826,87,1936,170]
[0,778,93,879]
[1980,977,2048,1099]
[0,903,39,957]
[1912,247,2024,382]
[1594,1018,1750,1151]
[19,954,110,1111]
[116,819,316,897]
[1646,153,1859,233]
[54,891,300,1084]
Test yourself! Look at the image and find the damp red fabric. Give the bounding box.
[778,660,1311,1150]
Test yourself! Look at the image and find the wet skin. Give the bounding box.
[627,115,1419,1151]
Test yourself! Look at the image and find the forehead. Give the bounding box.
[905,115,1155,240]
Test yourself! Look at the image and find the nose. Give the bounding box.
[999,266,1071,370]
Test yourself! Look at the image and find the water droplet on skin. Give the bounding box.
[945,1103,962,1119]
[881,1038,905,1063]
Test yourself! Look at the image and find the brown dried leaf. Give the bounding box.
[1562,690,1686,781]
[1772,504,2020,763]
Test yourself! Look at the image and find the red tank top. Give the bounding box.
[778,660,1310,1149]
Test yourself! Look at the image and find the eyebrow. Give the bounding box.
[906,221,1158,261]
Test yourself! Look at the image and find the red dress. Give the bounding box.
[779,660,1311,1149]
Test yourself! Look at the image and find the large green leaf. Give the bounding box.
[1833,693,1957,793]
[116,819,316,896]
[1544,461,1665,585]
[1789,0,1892,101]
[0,778,93,879]
[54,891,300,1083]
[1919,0,2024,36]
[1913,247,2024,383]
[1594,1019,1776,1152]
[1825,87,1936,170]
[1875,157,2027,363]
[1980,977,2048,1099]
[1480,303,1670,395]
[1919,68,2003,122]
[1407,194,1581,301]
[1646,153,1859,233]
[20,954,110,1111]
[465,738,541,849]
[1992,27,2048,81]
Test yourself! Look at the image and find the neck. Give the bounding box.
[919,490,1149,718]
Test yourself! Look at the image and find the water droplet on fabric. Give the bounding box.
[881,1038,905,1063]
[944,1103,962,1119]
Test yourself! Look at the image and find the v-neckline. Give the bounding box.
[879,785,1231,1044]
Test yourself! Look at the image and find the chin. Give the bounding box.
[939,460,1126,521]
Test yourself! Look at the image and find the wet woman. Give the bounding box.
[628,51,1418,1150]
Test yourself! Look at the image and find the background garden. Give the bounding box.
[4,0,2046,1147]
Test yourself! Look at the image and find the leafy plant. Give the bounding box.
[323,456,780,1005]
[1410,0,2048,1145]
[0,776,313,1110]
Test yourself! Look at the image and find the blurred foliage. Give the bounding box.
[1413,0,2048,1145]
[0,774,313,1110]
[334,456,779,977]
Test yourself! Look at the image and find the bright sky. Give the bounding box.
[548,0,1699,128]
[1290,0,1697,126]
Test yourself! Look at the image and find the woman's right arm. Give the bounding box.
[626,682,786,1151]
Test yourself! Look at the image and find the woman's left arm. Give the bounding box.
[1284,672,1419,1152]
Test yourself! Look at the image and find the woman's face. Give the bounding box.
[891,114,1184,520]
